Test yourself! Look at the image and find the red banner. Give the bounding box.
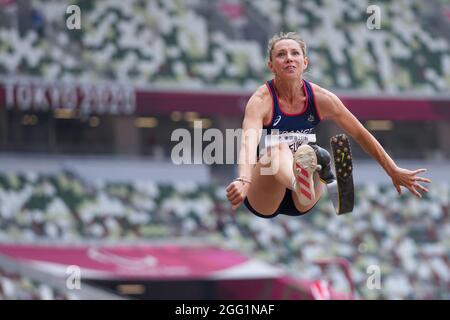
[1,81,449,120]
[0,244,352,299]
[134,89,450,120]
[0,244,284,280]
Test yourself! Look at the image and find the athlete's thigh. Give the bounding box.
[292,172,325,213]
[247,162,286,215]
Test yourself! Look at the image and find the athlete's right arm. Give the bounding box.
[226,88,269,210]
[238,93,266,179]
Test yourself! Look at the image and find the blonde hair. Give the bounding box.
[267,32,306,61]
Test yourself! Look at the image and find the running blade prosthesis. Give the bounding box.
[326,134,354,215]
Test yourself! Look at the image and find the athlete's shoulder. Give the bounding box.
[308,81,328,96]
[243,83,273,122]
[251,83,272,104]
[245,83,272,110]
[308,82,345,119]
[309,82,337,104]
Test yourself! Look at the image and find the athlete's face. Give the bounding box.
[268,39,308,79]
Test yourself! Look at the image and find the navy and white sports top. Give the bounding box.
[262,79,323,153]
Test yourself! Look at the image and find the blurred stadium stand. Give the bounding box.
[0,167,448,299]
[0,250,123,299]
[0,0,449,300]
[0,0,449,92]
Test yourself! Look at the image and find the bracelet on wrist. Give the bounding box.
[235,177,252,184]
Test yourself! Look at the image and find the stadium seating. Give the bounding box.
[0,171,448,299]
[0,0,449,92]
[0,265,79,300]
[0,0,449,300]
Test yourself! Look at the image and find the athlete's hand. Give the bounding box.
[226,180,251,210]
[390,167,431,198]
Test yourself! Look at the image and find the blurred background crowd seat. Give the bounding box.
[0,264,80,299]
[0,170,448,299]
[0,0,449,92]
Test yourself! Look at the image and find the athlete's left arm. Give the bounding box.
[313,85,431,198]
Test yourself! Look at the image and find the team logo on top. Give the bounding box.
[273,115,282,126]
[308,114,315,122]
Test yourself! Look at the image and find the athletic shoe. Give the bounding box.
[293,144,319,205]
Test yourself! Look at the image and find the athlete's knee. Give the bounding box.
[279,142,291,153]
[266,142,288,157]
[264,142,289,164]
[259,150,279,176]
[261,145,279,166]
